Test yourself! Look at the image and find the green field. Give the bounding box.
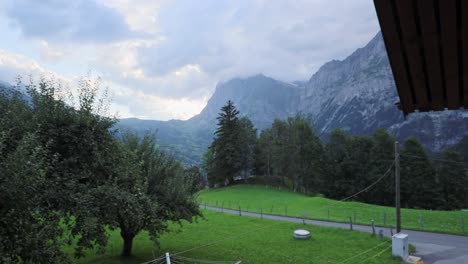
[198,185,468,235]
[71,210,399,264]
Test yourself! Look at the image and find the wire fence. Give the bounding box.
[199,197,468,235]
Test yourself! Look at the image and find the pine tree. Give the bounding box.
[238,116,257,180]
[211,100,243,185]
[436,150,468,210]
[368,129,395,205]
[401,138,442,209]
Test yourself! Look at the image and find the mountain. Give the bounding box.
[189,74,301,130]
[117,74,301,164]
[298,32,468,150]
[4,32,462,165]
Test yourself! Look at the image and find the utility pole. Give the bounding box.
[395,141,401,233]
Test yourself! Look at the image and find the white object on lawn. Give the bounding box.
[294,229,310,239]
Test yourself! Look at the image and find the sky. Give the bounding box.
[0,0,380,121]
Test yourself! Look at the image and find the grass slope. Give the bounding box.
[72,210,399,264]
[198,185,468,235]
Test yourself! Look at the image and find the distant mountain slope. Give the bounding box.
[117,74,301,164]
[188,74,301,130]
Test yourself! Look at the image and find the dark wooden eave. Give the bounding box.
[374,0,467,115]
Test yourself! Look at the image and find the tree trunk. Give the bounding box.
[121,231,135,257]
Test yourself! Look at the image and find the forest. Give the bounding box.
[203,100,468,211]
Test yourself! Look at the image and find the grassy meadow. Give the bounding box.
[70,210,399,264]
[198,185,468,235]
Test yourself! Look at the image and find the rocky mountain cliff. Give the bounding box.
[298,32,467,150]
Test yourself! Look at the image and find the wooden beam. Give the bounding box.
[462,0,468,108]
[395,0,430,110]
[416,0,444,110]
[439,0,460,109]
[374,0,415,114]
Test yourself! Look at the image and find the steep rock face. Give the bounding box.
[299,32,467,150]
[188,74,300,130]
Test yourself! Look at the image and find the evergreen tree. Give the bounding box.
[436,150,468,210]
[401,138,442,209]
[210,100,243,185]
[270,119,291,186]
[343,136,374,201]
[238,116,257,179]
[286,116,323,194]
[368,129,395,205]
[322,129,349,199]
[255,128,274,178]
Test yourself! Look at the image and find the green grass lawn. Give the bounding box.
[71,210,399,264]
[198,185,468,235]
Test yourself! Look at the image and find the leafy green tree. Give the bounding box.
[185,166,206,193]
[0,133,69,263]
[0,77,115,262]
[94,132,201,256]
[401,138,442,209]
[436,150,468,210]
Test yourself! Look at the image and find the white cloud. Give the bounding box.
[0,0,381,120]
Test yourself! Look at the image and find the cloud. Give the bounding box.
[0,0,381,120]
[0,49,49,81]
[3,0,144,43]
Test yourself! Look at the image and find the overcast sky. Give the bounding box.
[0,0,380,120]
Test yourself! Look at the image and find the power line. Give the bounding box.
[400,153,468,166]
[171,255,237,264]
[336,160,395,203]
[359,245,392,263]
[336,241,390,264]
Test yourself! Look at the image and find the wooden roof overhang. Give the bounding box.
[374,0,468,115]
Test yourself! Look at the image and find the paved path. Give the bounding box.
[202,206,468,264]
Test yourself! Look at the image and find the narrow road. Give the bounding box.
[202,206,468,264]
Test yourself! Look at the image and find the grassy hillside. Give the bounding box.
[70,210,399,264]
[198,185,468,235]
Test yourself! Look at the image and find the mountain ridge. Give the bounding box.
[118,31,467,164]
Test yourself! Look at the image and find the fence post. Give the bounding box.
[372,219,376,235]
[419,213,424,230]
[383,211,387,226]
[349,217,353,231]
[462,213,465,233]
[239,206,242,216]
